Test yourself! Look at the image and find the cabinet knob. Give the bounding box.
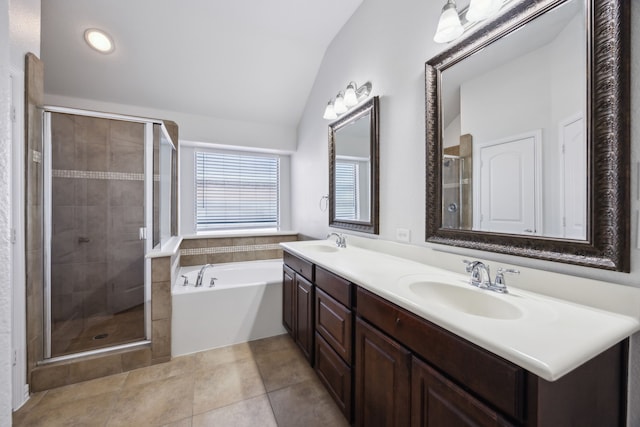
[395,317,401,325]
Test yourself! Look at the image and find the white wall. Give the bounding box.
[3,0,40,419]
[44,94,298,153]
[443,114,461,149]
[294,0,435,240]
[292,0,640,423]
[0,0,13,422]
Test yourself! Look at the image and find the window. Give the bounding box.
[195,151,279,230]
[335,159,360,220]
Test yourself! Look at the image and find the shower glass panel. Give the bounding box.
[442,156,462,229]
[47,112,146,357]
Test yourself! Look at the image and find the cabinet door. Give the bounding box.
[355,318,411,427]
[316,288,352,363]
[316,332,352,421]
[282,265,295,336]
[295,274,314,363]
[411,357,513,427]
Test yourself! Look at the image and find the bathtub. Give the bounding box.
[171,259,286,356]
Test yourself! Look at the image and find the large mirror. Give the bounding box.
[426,0,630,271]
[329,96,379,234]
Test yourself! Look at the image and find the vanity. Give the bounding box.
[281,240,639,426]
[304,0,634,423]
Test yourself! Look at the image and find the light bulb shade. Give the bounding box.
[344,82,359,107]
[323,101,338,120]
[433,0,464,44]
[466,0,503,22]
[333,93,348,114]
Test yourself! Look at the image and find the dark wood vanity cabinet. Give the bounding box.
[355,317,411,427]
[355,286,627,427]
[282,264,295,334]
[314,266,355,421]
[282,254,627,426]
[282,251,315,363]
[411,357,513,427]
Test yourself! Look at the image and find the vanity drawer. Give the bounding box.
[315,332,352,421]
[316,288,353,363]
[356,287,525,421]
[316,266,351,306]
[283,251,314,282]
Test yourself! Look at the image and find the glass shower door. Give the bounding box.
[46,112,147,358]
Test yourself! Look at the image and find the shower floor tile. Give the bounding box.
[51,304,145,357]
[13,334,350,427]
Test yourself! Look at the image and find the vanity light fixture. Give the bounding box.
[323,81,372,120]
[433,0,464,44]
[433,0,508,44]
[84,28,115,54]
[333,92,348,115]
[323,101,338,120]
[466,0,504,22]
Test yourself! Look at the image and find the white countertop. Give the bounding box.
[281,239,640,381]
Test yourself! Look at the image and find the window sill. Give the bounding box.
[182,230,298,240]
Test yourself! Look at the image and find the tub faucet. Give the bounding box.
[195,264,214,287]
[327,232,347,248]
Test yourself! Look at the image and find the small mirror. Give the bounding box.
[329,96,379,234]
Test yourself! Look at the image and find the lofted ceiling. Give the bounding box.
[41,0,363,128]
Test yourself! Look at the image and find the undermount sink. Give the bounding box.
[302,244,340,253]
[408,281,523,320]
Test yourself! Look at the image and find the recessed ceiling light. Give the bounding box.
[84,28,115,54]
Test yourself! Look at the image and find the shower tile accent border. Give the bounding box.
[179,234,299,266]
[180,243,282,256]
[52,169,145,181]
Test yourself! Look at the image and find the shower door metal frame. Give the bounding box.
[43,106,158,361]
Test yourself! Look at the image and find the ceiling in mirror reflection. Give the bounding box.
[440,0,586,240]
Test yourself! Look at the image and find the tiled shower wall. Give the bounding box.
[179,234,299,266]
[49,113,146,335]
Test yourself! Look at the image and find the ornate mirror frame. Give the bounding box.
[425,0,630,271]
[329,96,380,234]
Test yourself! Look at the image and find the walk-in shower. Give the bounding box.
[42,108,176,360]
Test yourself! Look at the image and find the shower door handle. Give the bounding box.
[139,227,147,240]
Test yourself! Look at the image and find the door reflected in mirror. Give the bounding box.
[329,96,379,234]
[440,0,586,240]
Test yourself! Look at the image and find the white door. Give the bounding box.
[477,133,538,234]
[560,114,586,240]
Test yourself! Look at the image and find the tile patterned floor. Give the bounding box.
[13,334,349,427]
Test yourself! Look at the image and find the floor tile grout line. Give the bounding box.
[265,388,282,426]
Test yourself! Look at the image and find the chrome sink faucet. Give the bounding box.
[463,260,492,289]
[462,260,519,294]
[327,232,347,248]
[195,264,214,287]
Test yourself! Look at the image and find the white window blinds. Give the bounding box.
[195,151,279,230]
[335,160,360,220]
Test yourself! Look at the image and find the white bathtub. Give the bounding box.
[171,259,286,356]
